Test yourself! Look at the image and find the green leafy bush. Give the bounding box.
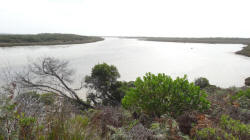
[122,73,210,117]
[232,88,250,100]
[195,77,210,89]
[195,115,250,140]
[231,89,250,110]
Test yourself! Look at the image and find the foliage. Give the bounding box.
[85,63,130,106]
[195,115,250,140]
[232,88,250,100]
[236,45,250,57]
[231,88,250,112]
[40,93,56,105]
[122,73,210,117]
[17,114,36,140]
[0,93,98,140]
[0,95,38,140]
[0,33,104,47]
[0,95,19,140]
[195,77,210,89]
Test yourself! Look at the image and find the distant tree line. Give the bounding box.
[0,33,103,47]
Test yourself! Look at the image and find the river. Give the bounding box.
[1,37,250,88]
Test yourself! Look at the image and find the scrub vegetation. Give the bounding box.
[0,57,249,140]
[0,33,104,47]
[236,45,250,57]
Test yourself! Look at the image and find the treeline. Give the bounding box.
[0,33,104,47]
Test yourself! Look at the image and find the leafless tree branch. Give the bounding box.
[16,57,92,109]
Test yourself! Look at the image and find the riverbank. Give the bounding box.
[134,37,250,57]
[236,45,250,57]
[0,33,104,47]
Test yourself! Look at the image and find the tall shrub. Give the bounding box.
[122,73,210,117]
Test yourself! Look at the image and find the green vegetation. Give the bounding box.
[0,59,250,140]
[244,77,250,86]
[195,77,210,89]
[85,63,132,106]
[195,115,250,140]
[0,33,104,47]
[236,45,250,57]
[232,89,250,100]
[122,73,210,117]
[40,93,57,105]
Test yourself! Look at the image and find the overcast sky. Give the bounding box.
[1,0,250,37]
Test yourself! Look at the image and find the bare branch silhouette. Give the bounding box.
[16,57,92,109]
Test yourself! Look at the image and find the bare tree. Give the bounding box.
[16,57,92,109]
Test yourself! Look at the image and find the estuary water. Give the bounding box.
[1,37,250,88]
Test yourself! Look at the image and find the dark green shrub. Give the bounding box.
[245,77,250,86]
[194,77,210,89]
[85,63,127,106]
[122,73,210,117]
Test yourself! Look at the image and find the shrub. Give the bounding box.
[40,93,56,105]
[122,73,210,117]
[232,88,250,100]
[231,89,250,110]
[18,114,36,140]
[195,77,210,89]
[245,77,250,86]
[195,115,250,140]
[177,111,197,135]
[85,63,130,106]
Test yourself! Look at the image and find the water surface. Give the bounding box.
[1,38,250,88]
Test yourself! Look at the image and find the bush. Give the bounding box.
[195,115,250,140]
[40,93,56,105]
[231,89,250,110]
[195,77,210,89]
[122,73,210,117]
[85,63,129,106]
[232,88,250,100]
[245,77,250,86]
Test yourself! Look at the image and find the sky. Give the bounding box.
[1,0,250,37]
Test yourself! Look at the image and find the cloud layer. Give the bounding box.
[1,0,250,37]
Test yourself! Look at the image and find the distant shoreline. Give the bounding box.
[1,34,250,57]
[125,37,250,57]
[0,33,104,47]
